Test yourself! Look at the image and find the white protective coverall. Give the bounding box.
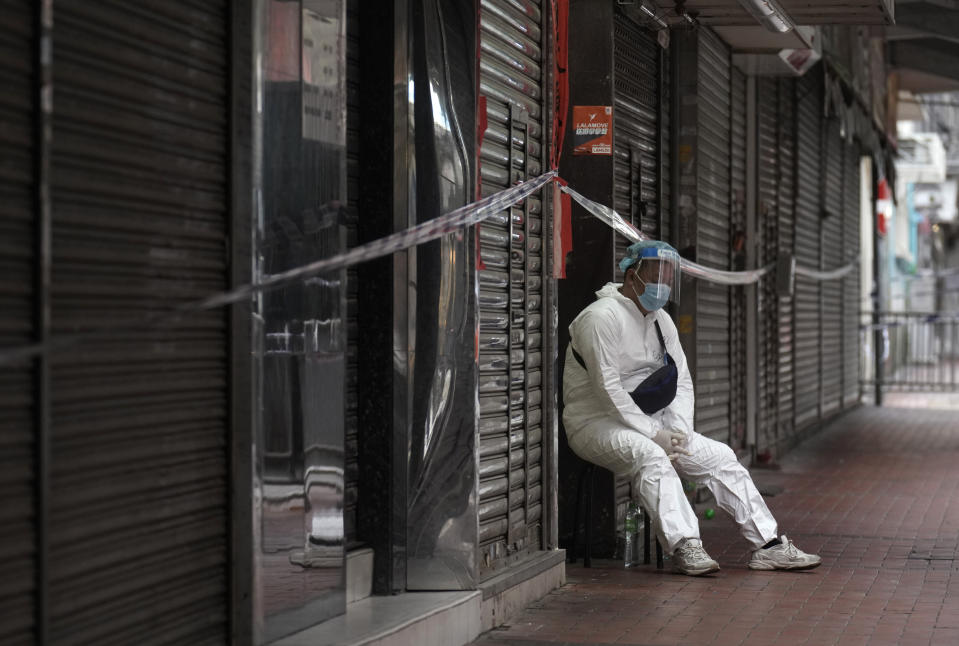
[563,283,778,553]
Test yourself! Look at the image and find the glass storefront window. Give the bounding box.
[252,1,347,641]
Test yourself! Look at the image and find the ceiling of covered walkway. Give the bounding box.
[888,0,959,93]
[632,1,959,94]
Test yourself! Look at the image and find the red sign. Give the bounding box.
[572,105,612,155]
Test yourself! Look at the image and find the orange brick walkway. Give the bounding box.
[473,405,959,646]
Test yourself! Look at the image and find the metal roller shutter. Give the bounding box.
[793,69,822,429]
[693,27,731,441]
[821,117,844,415]
[776,78,796,438]
[477,0,545,576]
[843,141,861,405]
[0,2,36,643]
[344,0,359,548]
[610,9,669,527]
[612,12,667,282]
[729,66,747,449]
[660,44,671,249]
[756,77,779,446]
[49,3,229,643]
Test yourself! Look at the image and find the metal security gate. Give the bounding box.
[693,27,732,441]
[612,11,668,282]
[477,0,546,576]
[775,79,796,440]
[864,312,959,391]
[0,2,36,643]
[793,69,822,429]
[49,3,230,642]
[756,77,779,448]
[821,117,844,415]
[843,143,861,404]
[729,66,747,450]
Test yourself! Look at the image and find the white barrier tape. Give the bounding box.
[558,184,645,243]
[0,170,868,365]
[560,184,772,286]
[0,171,557,366]
[898,266,959,280]
[683,260,772,285]
[193,170,556,310]
[859,316,959,330]
[795,262,857,281]
[560,183,866,286]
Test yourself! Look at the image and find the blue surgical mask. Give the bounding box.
[630,277,670,312]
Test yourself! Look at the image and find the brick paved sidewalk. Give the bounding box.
[473,405,959,646]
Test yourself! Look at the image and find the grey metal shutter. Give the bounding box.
[729,66,747,450]
[612,13,667,282]
[0,2,36,643]
[49,3,229,643]
[756,77,779,447]
[821,117,844,415]
[775,78,796,438]
[660,45,671,251]
[611,10,669,524]
[843,141,861,405]
[793,69,822,429]
[477,0,546,576]
[345,0,359,548]
[693,27,731,441]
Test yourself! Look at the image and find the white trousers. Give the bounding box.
[567,418,779,553]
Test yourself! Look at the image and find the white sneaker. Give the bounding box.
[749,535,822,571]
[673,538,720,576]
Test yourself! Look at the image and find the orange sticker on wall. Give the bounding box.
[572,105,612,155]
[678,315,694,335]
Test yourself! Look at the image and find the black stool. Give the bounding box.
[569,463,663,568]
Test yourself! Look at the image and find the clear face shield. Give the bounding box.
[632,247,681,308]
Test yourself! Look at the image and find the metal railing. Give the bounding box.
[861,311,959,392]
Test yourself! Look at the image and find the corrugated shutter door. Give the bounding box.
[794,70,822,429]
[477,0,545,576]
[821,117,844,415]
[729,66,747,449]
[757,77,779,445]
[660,48,671,249]
[776,79,795,437]
[611,10,668,522]
[694,28,731,441]
[0,2,36,643]
[50,3,229,643]
[843,142,861,405]
[613,13,665,282]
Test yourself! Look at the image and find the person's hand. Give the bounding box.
[668,428,690,453]
[651,427,690,461]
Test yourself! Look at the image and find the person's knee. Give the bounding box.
[713,441,738,465]
[687,434,736,463]
[631,441,672,469]
[679,436,741,477]
[713,445,755,484]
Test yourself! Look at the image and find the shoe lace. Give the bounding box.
[680,540,711,561]
[780,535,798,557]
